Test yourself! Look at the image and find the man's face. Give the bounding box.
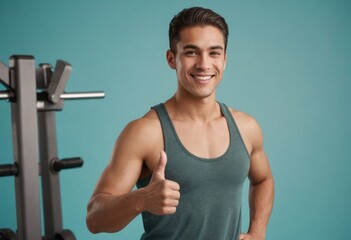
[167,25,227,100]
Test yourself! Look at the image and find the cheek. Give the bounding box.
[216,60,226,72]
[176,59,192,74]
[215,64,225,74]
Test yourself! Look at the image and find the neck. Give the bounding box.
[166,91,221,122]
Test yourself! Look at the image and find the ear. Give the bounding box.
[223,53,227,70]
[166,50,176,69]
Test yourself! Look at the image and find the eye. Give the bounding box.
[185,50,197,56]
[210,51,222,56]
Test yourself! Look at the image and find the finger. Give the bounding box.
[163,199,179,207]
[163,206,177,215]
[167,188,180,200]
[152,151,167,180]
[166,180,180,191]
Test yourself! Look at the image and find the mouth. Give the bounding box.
[190,74,215,84]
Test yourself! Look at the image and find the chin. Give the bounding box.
[192,90,216,99]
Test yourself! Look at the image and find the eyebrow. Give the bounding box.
[183,44,224,51]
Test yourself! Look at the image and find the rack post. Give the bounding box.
[10,55,42,240]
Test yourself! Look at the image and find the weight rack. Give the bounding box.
[0,55,105,240]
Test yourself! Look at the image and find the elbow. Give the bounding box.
[86,206,99,234]
[250,172,274,187]
[85,194,131,233]
[86,218,98,234]
[86,201,125,234]
[86,214,124,234]
[86,199,103,234]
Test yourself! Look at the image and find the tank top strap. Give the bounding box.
[218,102,250,158]
[151,103,174,150]
[218,102,236,135]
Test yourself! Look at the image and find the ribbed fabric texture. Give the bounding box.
[137,102,250,240]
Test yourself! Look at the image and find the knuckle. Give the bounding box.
[160,199,168,207]
[160,181,168,188]
[160,191,168,199]
[175,191,180,199]
[170,207,177,214]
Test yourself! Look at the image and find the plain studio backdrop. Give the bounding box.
[0,1,350,239]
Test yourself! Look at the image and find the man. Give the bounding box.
[86,7,274,240]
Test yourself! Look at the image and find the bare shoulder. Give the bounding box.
[122,109,160,140]
[116,109,162,158]
[91,109,162,197]
[228,107,261,131]
[227,107,264,154]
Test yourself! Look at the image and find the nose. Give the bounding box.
[195,54,211,70]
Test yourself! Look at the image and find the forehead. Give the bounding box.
[177,25,225,50]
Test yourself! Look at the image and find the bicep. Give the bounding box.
[248,148,272,185]
[247,119,272,185]
[91,123,147,197]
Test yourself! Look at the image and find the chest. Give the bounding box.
[163,119,250,194]
[173,118,229,159]
[164,139,250,197]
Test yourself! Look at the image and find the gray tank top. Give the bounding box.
[136,102,250,240]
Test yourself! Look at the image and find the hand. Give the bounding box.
[143,151,180,215]
[239,233,253,240]
[239,233,263,240]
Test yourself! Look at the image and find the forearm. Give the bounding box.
[248,177,274,239]
[86,188,146,233]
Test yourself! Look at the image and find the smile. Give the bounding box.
[190,74,214,81]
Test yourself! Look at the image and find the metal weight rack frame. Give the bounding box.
[0,55,105,240]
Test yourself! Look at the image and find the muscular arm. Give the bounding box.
[86,120,148,233]
[234,112,274,240]
[246,131,274,239]
[86,116,180,234]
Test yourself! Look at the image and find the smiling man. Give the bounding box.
[86,7,274,240]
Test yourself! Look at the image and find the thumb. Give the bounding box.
[152,151,167,180]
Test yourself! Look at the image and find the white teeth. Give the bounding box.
[194,75,212,81]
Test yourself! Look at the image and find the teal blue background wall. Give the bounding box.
[1,0,350,239]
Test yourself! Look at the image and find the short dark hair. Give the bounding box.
[169,7,229,53]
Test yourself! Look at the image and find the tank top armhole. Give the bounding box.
[219,103,250,159]
[151,104,167,152]
[137,105,167,187]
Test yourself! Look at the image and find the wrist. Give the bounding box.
[247,230,266,240]
[248,223,266,240]
[131,188,147,213]
[248,232,265,240]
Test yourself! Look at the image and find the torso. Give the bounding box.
[136,101,251,240]
[138,101,253,180]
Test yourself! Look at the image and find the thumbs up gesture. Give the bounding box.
[143,151,180,215]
